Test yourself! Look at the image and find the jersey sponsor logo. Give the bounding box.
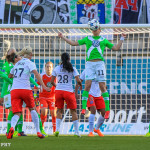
[92,40,100,47]
[47,82,53,88]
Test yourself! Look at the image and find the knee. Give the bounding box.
[90,107,96,114]
[101,110,106,117]
[100,85,106,93]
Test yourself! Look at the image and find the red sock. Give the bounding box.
[40,114,47,128]
[52,116,56,133]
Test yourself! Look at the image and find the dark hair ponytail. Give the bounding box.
[6,53,17,63]
[61,53,73,72]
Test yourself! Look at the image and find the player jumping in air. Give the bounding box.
[7,46,50,139]
[75,69,105,136]
[34,62,57,135]
[51,52,82,137]
[58,19,126,119]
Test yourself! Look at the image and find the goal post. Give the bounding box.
[0,24,150,135]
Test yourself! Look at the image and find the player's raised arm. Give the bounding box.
[75,76,82,91]
[112,33,126,51]
[58,32,79,46]
[75,78,83,100]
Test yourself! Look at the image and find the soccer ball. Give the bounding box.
[88,19,100,31]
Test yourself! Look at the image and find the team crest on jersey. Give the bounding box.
[47,82,53,88]
[92,40,100,47]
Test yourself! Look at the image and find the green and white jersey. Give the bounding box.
[2,61,13,96]
[78,36,114,61]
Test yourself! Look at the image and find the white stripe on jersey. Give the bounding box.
[10,58,37,90]
[80,70,101,97]
[52,65,79,92]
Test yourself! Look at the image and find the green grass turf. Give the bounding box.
[0,135,150,150]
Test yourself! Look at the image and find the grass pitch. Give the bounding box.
[0,135,149,150]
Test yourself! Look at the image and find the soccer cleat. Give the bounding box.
[74,132,81,137]
[13,131,18,137]
[54,131,59,137]
[41,129,48,137]
[18,131,27,136]
[145,132,150,137]
[37,132,45,139]
[94,128,104,137]
[88,132,94,137]
[7,127,14,139]
[104,111,110,119]
[81,109,86,115]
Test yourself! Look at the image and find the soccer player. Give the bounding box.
[6,52,47,137]
[7,46,50,139]
[58,19,126,119]
[51,52,82,137]
[34,62,57,133]
[75,69,105,136]
[1,45,26,137]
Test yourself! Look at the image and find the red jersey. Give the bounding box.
[34,73,56,100]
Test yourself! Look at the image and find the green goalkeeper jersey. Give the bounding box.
[78,36,114,61]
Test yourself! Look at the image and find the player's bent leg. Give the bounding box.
[40,107,47,128]
[29,108,45,139]
[99,82,110,119]
[50,109,56,133]
[6,109,14,134]
[55,108,63,137]
[7,112,21,139]
[82,80,92,111]
[70,109,80,137]
[88,106,96,136]
[94,109,105,137]
[17,114,27,136]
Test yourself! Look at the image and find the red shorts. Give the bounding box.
[39,97,55,110]
[55,90,77,109]
[87,94,105,110]
[11,89,35,113]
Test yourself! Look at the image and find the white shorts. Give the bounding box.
[85,61,106,82]
[4,94,11,109]
[4,94,26,109]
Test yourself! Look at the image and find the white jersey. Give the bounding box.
[80,70,101,97]
[52,65,79,92]
[10,58,37,90]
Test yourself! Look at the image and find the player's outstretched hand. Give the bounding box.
[58,32,63,38]
[44,87,51,92]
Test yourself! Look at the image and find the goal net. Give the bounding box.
[0,24,150,135]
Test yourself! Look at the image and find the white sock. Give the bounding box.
[95,115,104,130]
[73,120,79,134]
[11,115,19,129]
[30,110,40,133]
[56,118,61,132]
[89,114,95,133]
